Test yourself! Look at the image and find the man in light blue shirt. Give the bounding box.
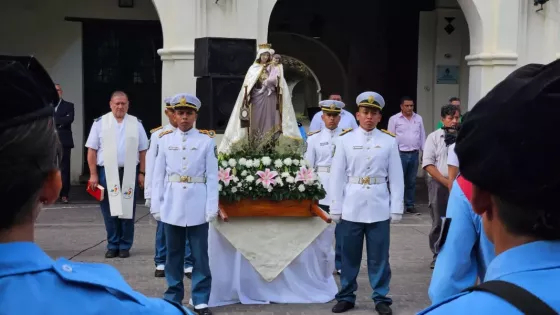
[419,61,560,314]
[0,57,192,315]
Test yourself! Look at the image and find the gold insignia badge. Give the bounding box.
[330,103,336,110]
[368,95,374,104]
[179,97,187,106]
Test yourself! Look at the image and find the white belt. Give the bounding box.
[316,166,330,173]
[348,176,387,185]
[168,174,206,183]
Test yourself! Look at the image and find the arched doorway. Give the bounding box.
[268,0,433,128]
[280,55,321,122]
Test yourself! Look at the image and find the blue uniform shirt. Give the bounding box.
[428,180,495,304]
[0,242,193,315]
[419,240,560,314]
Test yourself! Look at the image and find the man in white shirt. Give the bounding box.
[305,99,344,274]
[85,91,149,259]
[329,92,404,315]
[422,104,460,268]
[150,93,218,315]
[309,94,358,132]
[145,97,193,279]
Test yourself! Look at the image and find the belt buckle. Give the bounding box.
[360,176,370,185]
[180,175,191,183]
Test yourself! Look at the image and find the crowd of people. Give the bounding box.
[1,55,559,315]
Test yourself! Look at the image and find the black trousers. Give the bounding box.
[60,147,71,198]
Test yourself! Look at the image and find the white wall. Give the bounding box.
[0,0,158,184]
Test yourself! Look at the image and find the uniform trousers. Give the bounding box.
[98,166,137,251]
[60,147,72,198]
[336,219,392,305]
[320,205,342,271]
[163,222,211,306]
[427,177,450,257]
[399,150,419,209]
[154,221,193,268]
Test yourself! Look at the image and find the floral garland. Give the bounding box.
[217,153,326,203]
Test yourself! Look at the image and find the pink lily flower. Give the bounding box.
[218,167,233,186]
[256,168,279,189]
[295,166,315,184]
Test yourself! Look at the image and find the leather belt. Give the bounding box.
[168,174,206,183]
[316,166,331,173]
[348,176,387,185]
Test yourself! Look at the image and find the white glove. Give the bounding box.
[330,214,341,223]
[206,212,218,223]
[391,213,402,224]
[145,198,151,208]
[152,212,161,221]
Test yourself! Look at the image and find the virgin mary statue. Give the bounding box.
[218,43,302,153]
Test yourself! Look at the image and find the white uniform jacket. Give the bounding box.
[304,127,341,206]
[151,128,219,227]
[144,124,175,199]
[329,128,404,223]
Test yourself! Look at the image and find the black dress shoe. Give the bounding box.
[105,250,118,258]
[154,269,165,277]
[185,271,192,279]
[406,207,420,215]
[194,308,212,315]
[118,249,130,258]
[375,302,393,315]
[332,301,355,313]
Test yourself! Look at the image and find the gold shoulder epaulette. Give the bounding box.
[339,128,353,136]
[199,129,216,138]
[150,126,163,134]
[381,129,396,137]
[307,130,320,137]
[159,130,173,138]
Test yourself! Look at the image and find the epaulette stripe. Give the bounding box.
[199,129,216,138]
[150,126,163,134]
[159,130,173,138]
[307,130,320,137]
[339,128,353,136]
[381,129,396,137]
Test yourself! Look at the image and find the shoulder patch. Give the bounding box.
[159,130,173,138]
[150,126,163,134]
[94,117,101,122]
[307,130,320,137]
[199,130,216,138]
[381,129,396,137]
[339,128,353,136]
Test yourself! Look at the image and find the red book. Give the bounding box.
[86,182,105,201]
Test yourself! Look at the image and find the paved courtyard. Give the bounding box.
[38,184,434,315]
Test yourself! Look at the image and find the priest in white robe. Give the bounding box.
[85,91,149,259]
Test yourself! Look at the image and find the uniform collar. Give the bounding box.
[178,127,196,135]
[324,127,341,136]
[359,126,376,136]
[0,242,54,277]
[167,123,177,131]
[485,240,560,281]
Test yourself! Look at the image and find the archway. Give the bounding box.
[280,55,322,122]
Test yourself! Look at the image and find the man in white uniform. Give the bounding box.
[305,99,344,274]
[151,93,218,315]
[145,97,193,278]
[85,91,149,259]
[329,91,404,315]
[309,94,358,132]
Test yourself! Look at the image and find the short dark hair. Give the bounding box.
[400,96,414,104]
[449,97,460,103]
[441,104,460,118]
[0,118,61,230]
[495,197,560,240]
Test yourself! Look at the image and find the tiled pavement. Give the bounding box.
[40,182,434,315]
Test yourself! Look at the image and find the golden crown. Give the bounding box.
[258,43,272,49]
